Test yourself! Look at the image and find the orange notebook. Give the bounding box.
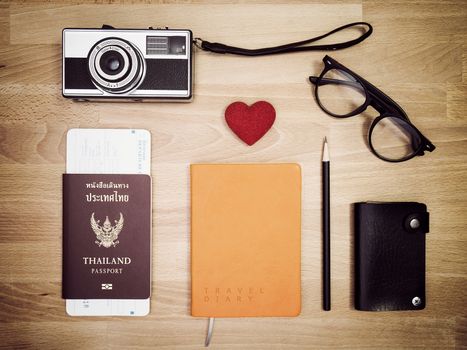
[191,164,301,317]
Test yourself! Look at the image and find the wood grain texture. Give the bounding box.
[0,1,466,349]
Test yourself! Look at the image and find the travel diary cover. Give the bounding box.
[191,164,301,317]
[63,174,151,299]
[354,202,429,311]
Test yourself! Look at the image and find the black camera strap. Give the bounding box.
[195,22,372,56]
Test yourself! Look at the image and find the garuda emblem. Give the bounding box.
[90,212,124,248]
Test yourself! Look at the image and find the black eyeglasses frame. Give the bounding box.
[309,55,436,162]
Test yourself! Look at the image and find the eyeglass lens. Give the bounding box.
[316,68,366,117]
[370,116,422,161]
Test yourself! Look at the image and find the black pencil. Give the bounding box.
[322,137,331,311]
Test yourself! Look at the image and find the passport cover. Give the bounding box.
[191,164,301,317]
[354,202,429,311]
[63,174,151,299]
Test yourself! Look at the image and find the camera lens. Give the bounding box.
[98,50,125,76]
[107,57,119,71]
[100,51,124,75]
[88,38,146,94]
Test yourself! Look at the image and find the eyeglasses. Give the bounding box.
[309,55,435,162]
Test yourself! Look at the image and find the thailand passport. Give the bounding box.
[354,202,429,311]
[63,174,151,299]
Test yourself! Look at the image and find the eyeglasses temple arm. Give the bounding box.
[309,76,319,85]
[309,76,363,89]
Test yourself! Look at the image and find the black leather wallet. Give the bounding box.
[354,202,429,311]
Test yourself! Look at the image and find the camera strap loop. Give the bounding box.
[195,22,372,56]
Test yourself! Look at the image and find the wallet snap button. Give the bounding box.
[412,296,421,306]
[409,218,421,229]
[404,213,428,233]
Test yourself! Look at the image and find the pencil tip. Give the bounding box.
[322,137,330,162]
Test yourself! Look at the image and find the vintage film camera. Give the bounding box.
[62,26,193,101]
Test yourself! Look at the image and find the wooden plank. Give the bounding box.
[9,4,362,45]
[0,4,8,46]
[0,279,463,348]
[363,1,467,44]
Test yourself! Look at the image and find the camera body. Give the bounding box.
[62,27,193,101]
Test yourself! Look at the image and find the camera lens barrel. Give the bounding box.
[88,38,146,94]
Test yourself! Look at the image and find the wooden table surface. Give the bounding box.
[1,1,466,349]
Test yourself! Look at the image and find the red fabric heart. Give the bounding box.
[225,101,276,146]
